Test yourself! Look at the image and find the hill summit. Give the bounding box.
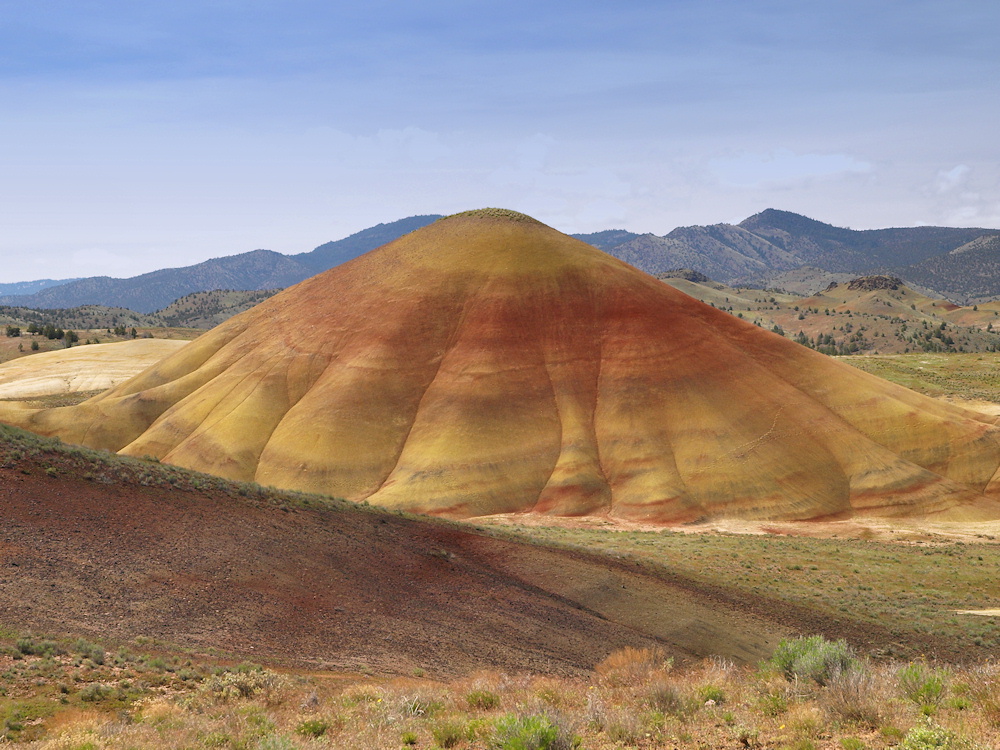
[4,210,1000,523]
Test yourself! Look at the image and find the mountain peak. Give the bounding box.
[739,208,841,234]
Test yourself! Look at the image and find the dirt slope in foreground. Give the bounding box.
[0,430,799,677]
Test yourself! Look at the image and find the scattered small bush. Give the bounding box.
[73,639,105,665]
[645,681,691,717]
[340,684,383,706]
[698,684,725,704]
[899,662,948,706]
[899,719,966,749]
[768,635,857,686]
[16,638,61,657]
[467,689,501,710]
[822,668,884,729]
[296,718,328,738]
[595,647,671,686]
[490,713,578,750]
[432,718,471,748]
[78,683,112,702]
[399,692,444,717]
[202,667,282,702]
[733,724,760,748]
[758,690,788,716]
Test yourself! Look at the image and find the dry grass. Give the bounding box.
[6,637,1000,748]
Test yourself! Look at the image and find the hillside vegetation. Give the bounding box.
[154,288,281,328]
[660,272,1000,354]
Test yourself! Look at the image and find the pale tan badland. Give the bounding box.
[4,209,1000,523]
[0,339,188,398]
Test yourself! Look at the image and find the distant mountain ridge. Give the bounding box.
[295,214,442,272]
[0,250,312,313]
[0,278,82,296]
[601,209,1000,300]
[0,216,442,313]
[3,209,1000,310]
[739,208,998,272]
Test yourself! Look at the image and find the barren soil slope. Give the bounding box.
[0,428,805,675]
[5,211,1000,524]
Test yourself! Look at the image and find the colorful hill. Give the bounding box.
[4,209,1000,524]
[0,339,188,400]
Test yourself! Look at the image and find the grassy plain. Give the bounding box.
[840,353,1000,405]
[496,525,1000,661]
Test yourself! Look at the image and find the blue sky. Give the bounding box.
[1,1,998,281]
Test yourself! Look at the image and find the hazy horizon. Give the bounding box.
[2,1,998,282]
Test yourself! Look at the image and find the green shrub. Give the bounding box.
[73,639,105,665]
[899,719,966,749]
[768,635,857,685]
[399,693,443,717]
[467,689,501,710]
[201,731,231,747]
[490,713,578,750]
[899,662,947,706]
[645,682,691,717]
[698,684,725,704]
[432,719,471,748]
[296,718,328,738]
[758,691,788,716]
[79,684,111,702]
[733,724,760,748]
[16,638,61,657]
[256,736,295,750]
[202,668,281,702]
[605,713,642,745]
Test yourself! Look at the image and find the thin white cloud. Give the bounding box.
[708,149,872,188]
[934,164,970,193]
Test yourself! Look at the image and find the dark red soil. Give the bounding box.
[0,440,947,676]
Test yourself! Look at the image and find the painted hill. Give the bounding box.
[0,339,188,400]
[4,209,1000,524]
